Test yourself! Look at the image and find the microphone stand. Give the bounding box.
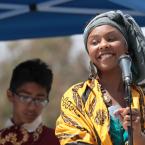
[119,54,134,145]
[124,80,133,145]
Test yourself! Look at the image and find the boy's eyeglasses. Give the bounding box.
[13,92,49,107]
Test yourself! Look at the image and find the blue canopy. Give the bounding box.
[0,0,145,41]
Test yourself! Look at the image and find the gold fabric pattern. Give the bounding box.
[72,83,84,114]
[0,124,43,145]
[33,124,43,141]
[95,109,108,125]
[61,96,80,117]
[56,79,145,145]
[61,111,89,133]
[57,132,75,140]
[88,97,96,117]
[61,111,79,127]
[0,127,28,145]
[136,86,145,133]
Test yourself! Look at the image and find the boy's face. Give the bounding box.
[7,82,48,125]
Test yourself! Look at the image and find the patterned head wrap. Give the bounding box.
[83,10,145,83]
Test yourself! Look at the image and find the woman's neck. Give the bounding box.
[100,70,123,89]
[98,68,127,107]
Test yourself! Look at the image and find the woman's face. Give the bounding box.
[87,25,128,72]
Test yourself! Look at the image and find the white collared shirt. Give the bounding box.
[5,115,42,133]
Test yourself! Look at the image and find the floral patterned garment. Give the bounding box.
[55,79,145,145]
[0,124,60,145]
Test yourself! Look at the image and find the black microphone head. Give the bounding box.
[118,54,132,84]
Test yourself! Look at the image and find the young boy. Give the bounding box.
[0,58,60,145]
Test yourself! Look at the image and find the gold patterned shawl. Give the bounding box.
[55,79,145,145]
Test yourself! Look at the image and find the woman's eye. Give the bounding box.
[91,39,99,45]
[108,36,115,41]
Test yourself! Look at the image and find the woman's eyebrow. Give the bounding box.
[88,34,100,40]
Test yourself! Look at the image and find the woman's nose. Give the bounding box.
[99,39,110,49]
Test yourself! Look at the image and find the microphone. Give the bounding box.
[119,55,133,145]
[118,54,132,84]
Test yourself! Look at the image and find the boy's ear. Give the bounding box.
[7,89,14,102]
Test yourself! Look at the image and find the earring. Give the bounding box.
[89,61,97,80]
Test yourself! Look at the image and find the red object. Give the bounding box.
[0,125,60,145]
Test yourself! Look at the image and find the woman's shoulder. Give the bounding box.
[63,81,89,95]
[64,78,101,94]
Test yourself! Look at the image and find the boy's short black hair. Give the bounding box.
[9,58,53,96]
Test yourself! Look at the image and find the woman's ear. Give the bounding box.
[7,89,14,102]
